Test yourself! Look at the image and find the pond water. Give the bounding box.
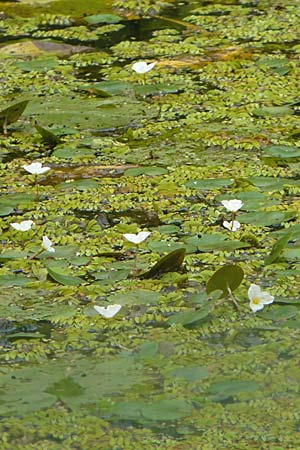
[0,0,300,448]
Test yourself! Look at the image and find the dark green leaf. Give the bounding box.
[206,264,244,297]
[140,248,185,279]
[0,100,29,132]
[35,123,61,146]
[265,231,292,265]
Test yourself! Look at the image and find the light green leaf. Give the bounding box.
[47,268,84,286]
[263,145,300,159]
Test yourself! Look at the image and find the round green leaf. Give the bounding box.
[206,264,244,297]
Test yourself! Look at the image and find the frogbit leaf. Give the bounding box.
[47,268,84,286]
[206,265,244,298]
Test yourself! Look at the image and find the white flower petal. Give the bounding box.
[123,231,151,244]
[223,220,240,232]
[249,299,265,312]
[260,292,274,305]
[248,284,274,312]
[221,199,244,212]
[42,236,55,253]
[94,304,122,318]
[132,61,156,74]
[248,284,261,300]
[23,162,51,175]
[10,220,34,231]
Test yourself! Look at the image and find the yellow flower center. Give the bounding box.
[252,297,261,305]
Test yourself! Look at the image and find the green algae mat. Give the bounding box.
[0,0,300,448]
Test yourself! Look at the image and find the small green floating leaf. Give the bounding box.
[140,248,185,279]
[84,13,123,24]
[0,206,13,216]
[141,399,193,421]
[206,264,244,297]
[47,268,84,286]
[206,379,260,401]
[239,211,296,226]
[0,100,29,132]
[135,83,184,97]
[82,80,133,97]
[0,250,28,259]
[134,341,158,362]
[15,57,59,73]
[275,297,300,304]
[190,234,250,252]
[253,105,294,117]
[168,366,209,382]
[265,231,292,265]
[0,275,33,286]
[46,377,85,399]
[263,145,300,159]
[185,178,234,190]
[257,305,298,321]
[168,303,212,328]
[283,248,300,261]
[148,240,196,254]
[124,166,168,176]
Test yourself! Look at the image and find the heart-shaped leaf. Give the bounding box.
[206,264,244,297]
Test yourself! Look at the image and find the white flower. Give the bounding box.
[132,61,156,74]
[42,236,55,253]
[223,220,241,232]
[23,162,51,175]
[248,284,274,312]
[123,231,151,244]
[94,304,122,318]
[10,220,34,231]
[221,199,244,212]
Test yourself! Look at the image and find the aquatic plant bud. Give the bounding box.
[23,162,51,175]
[132,61,156,74]
[221,199,244,212]
[123,231,151,244]
[248,284,274,312]
[10,220,34,231]
[42,236,55,253]
[223,220,240,232]
[94,304,122,318]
